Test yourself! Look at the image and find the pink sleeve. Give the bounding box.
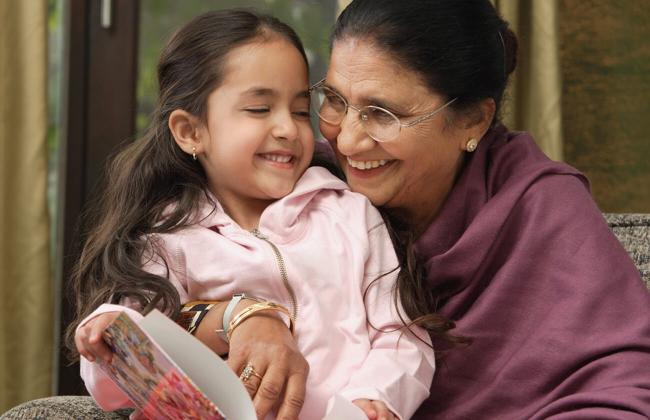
[79,234,186,412]
[78,303,143,411]
[337,205,435,420]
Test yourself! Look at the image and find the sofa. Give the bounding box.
[2,213,649,419]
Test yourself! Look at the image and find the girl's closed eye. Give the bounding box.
[244,106,270,114]
[293,109,310,119]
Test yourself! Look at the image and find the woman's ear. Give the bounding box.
[459,98,496,151]
[168,109,203,156]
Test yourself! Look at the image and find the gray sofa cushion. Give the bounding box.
[605,213,650,288]
[2,213,649,419]
[0,396,130,419]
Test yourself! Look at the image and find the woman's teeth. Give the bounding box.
[347,157,389,170]
[262,154,293,163]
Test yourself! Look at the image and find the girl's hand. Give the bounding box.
[353,399,397,420]
[227,314,309,420]
[74,311,121,363]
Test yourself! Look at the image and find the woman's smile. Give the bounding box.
[346,156,392,170]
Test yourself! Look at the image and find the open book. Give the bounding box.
[100,309,365,419]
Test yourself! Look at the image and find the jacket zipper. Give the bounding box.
[251,228,298,321]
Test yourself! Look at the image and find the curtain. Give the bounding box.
[0,0,53,412]
[494,0,563,161]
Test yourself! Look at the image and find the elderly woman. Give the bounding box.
[7,1,649,419]
[248,0,650,418]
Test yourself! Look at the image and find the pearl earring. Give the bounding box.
[466,138,478,153]
[192,146,197,161]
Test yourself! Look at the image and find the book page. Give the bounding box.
[140,310,256,420]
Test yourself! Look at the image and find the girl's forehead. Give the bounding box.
[219,39,308,89]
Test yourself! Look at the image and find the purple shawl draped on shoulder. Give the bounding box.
[413,126,650,419]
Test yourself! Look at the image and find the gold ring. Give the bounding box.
[239,362,263,383]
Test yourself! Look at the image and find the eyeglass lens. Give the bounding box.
[311,86,400,142]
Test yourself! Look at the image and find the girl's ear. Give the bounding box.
[168,109,204,156]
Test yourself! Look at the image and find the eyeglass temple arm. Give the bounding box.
[401,97,458,127]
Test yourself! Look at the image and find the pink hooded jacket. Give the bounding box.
[79,166,434,419]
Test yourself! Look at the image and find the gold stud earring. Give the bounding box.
[192,146,197,161]
[466,138,478,153]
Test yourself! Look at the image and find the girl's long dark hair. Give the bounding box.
[333,0,519,349]
[64,9,308,358]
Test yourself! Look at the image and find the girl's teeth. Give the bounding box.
[347,157,389,170]
[263,154,292,163]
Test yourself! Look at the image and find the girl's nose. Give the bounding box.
[272,111,299,141]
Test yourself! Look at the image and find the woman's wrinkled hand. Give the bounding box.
[227,313,309,420]
[74,311,121,363]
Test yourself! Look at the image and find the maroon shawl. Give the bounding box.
[413,126,650,419]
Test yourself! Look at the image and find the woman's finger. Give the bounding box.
[275,369,307,420]
[253,360,289,419]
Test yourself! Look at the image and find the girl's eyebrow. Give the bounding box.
[241,87,310,100]
[241,87,276,98]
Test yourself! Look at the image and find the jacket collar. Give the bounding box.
[195,166,348,239]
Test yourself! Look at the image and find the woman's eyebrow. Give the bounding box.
[367,95,401,111]
[322,82,344,97]
[323,81,402,111]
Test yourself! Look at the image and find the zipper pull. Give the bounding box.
[251,228,267,240]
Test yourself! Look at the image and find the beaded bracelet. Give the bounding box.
[226,301,295,342]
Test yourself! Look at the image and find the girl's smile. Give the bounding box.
[186,38,313,229]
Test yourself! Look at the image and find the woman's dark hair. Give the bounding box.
[332,0,518,349]
[64,9,308,358]
[333,0,517,121]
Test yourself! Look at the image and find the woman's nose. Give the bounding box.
[334,110,375,156]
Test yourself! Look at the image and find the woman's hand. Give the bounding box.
[227,314,309,420]
[353,399,397,420]
[74,311,121,363]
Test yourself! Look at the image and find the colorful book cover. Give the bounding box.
[101,312,226,420]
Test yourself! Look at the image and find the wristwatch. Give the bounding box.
[215,293,265,343]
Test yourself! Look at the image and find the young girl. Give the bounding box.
[69,10,433,420]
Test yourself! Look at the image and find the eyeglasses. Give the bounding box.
[309,79,457,143]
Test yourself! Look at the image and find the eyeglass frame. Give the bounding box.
[309,78,458,142]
